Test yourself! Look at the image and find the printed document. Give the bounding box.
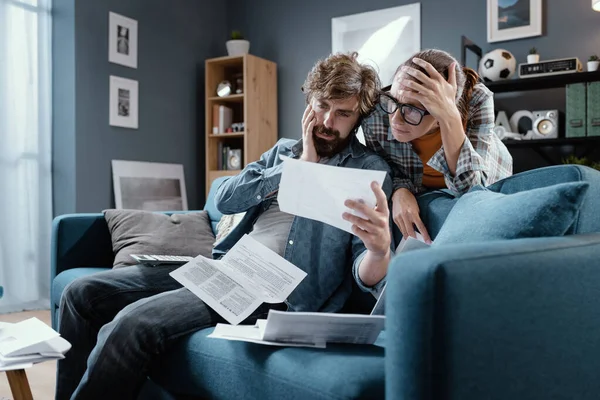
[170,234,307,325]
[208,309,385,348]
[278,157,387,234]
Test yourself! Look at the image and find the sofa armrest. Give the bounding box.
[385,233,600,400]
[51,213,115,280]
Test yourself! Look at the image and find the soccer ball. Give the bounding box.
[478,49,517,82]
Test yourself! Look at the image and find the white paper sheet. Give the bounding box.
[170,235,307,325]
[0,318,60,357]
[208,322,325,348]
[262,310,385,345]
[278,157,387,234]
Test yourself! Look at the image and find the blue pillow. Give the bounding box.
[432,182,589,246]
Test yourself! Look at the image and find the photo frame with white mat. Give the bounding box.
[109,11,138,68]
[110,75,139,129]
[111,160,188,211]
[487,0,542,43]
[331,3,421,144]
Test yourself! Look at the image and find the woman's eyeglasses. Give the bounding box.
[377,92,430,126]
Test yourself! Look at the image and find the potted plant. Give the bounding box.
[527,47,539,64]
[588,55,600,72]
[226,30,250,56]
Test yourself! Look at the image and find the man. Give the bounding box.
[56,51,393,400]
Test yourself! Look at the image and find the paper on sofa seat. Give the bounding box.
[209,310,384,348]
[170,234,307,325]
[278,157,387,234]
[208,321,326,348]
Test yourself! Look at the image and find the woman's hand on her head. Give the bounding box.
[392,188,432,244]
[399,59,461,125]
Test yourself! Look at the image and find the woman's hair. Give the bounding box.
[302,52,381,118]
[395,49,479,127]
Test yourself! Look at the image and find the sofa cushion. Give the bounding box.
[103,209,215,268]
[151,328,385,400]
[52,267,110,307]
[432,182,589,246]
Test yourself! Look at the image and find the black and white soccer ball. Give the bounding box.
[478,49,517,82]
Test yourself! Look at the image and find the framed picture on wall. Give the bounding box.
[111,160,188,211]
[332,3,421,88]
[109,11,138,68]
[109,75,139,129]
[487,0,542,43]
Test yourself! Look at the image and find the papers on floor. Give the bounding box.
[170,234,307,325]
[209,309,385,348]
[371,235,432,316]
[0,318,71,371]
[278,156,387,234]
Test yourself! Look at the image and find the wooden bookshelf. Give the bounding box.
[205,54,278,195]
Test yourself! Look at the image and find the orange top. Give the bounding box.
[411,130,447,189]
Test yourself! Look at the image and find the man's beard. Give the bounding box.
[312,125,351,158]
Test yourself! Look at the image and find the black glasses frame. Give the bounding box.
[377,92,430,126]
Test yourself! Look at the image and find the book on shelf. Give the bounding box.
[212,104,233,134]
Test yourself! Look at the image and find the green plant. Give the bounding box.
[562,155,600,170]
[529,47,538,55]
[230,30,244,40]
[589,55,599,62]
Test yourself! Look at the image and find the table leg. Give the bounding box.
[6,369,33,400]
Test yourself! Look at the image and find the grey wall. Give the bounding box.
[228,0,600,170]
[53,0,228,215]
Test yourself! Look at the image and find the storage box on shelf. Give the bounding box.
[205,54,277,195]
[484,71,600,166]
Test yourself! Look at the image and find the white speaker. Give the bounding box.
[227,149,242,170]
[531,110,559,139]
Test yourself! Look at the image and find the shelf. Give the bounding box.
[207,94,244,103]
[205,55,244,67]
[484,71,600,93]
[208,132,245,138]
[503,136,600,148]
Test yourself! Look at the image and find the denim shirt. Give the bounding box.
[213,136,392,313]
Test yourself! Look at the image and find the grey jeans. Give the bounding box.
[55,265,283,400]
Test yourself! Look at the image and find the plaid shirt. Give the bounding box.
[361,83,513,196]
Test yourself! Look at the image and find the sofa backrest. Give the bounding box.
[417,164,600,241]
[204,176,229,234]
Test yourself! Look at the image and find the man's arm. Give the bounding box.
[214,140,292,215]
[343,159,394,294]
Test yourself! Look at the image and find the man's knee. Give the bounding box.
[61,274,106,309]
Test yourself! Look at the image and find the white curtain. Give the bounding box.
[0,0,52,313]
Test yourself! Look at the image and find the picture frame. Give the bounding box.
[109,75,138,129]
[332,3,421,87]
[487,0,542,43]
[108,11,138,68]
[111,160,188,211]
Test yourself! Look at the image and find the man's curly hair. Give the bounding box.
[302,52,381,118]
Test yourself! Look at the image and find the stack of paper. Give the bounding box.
[0,318,71,371]
[209,309,385,348]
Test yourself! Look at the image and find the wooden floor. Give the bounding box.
[0,310,54,400]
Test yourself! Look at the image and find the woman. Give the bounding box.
[362,49,513,243]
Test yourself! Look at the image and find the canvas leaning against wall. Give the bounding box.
[111,160,188,211]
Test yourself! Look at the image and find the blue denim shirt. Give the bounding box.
[213,136,392,313]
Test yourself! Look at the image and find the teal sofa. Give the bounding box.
[51,164,600,399]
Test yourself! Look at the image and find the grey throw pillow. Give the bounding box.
[103,209,215,268]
